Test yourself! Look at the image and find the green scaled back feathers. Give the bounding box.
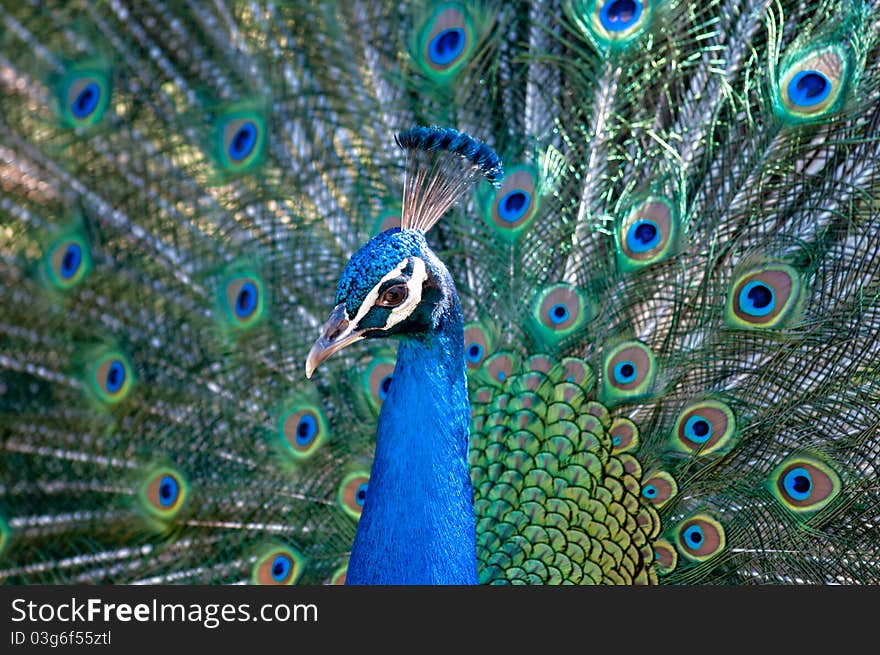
[1,0,879,585]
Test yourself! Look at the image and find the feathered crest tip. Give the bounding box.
[396,126,502,232]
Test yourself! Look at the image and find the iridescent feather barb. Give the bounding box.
[396,126,503,232]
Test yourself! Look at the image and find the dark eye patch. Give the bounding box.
[357,306,393,331]
[357,277,409,330]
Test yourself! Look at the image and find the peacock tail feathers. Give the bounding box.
[1,0,879,584]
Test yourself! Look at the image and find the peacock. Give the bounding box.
[0,0,879,586]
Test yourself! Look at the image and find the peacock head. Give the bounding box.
[305,125,501,378]
[305,228,454,378]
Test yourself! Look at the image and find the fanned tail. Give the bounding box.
[1,0,879,585]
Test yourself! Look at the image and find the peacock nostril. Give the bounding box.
[327,318,349,341]
[322,304,351,342]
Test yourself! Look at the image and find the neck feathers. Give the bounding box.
[346,279,477,585]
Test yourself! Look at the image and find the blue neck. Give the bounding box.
[346,303,476,585]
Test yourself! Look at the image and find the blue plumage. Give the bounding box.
[319,202,488,583]
[346,248,475,583]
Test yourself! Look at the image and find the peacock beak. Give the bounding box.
[305,304,365,378]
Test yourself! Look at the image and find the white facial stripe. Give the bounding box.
[384,258,427,330]
[349,257,427,330]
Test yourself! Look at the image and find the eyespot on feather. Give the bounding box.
[726,264,800,329]
[671,399,737,456]
[138,467,188,522]
[413,2,477,79]
[609,417,639,454]
[339,472,370,519]
[213,109,267,173]
[222,274,265,329]
[59,69,111,127]
[530,284,590,347]
[554,358,595,390]
[279,404,327,460]
[674,514,725,562]
[481,351,521,387]
[776,45,851,122]
[464,322,494,370]
[640,471,677,508]
[768,456,841,514]
[567,0,654,49]
[252,544,305,585]
[87,351,134,405]
[363,358,396,412]
[525,355,554,375]
[44,235,91,290]
[600,340,656,406]
[481,165,540,240]
[652,539,677,575]
[616,196,678,270]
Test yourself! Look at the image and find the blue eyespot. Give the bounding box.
[466,342,484,364]
[59,243,82,279]
[355,482,368,507]
[497,190,531,223]
[683,524,704,547]
[158,475,179,508]
[782,467,813,501]
[738,280,776,317]
[72,82,100,119]
[787,70,831,108]
[378,375,392,400]
[428,28,466,66]
[548,303,570,325]
[229,121,258,161]
[496,369,506,382]
[281,407,326,459]
[223,275,264,328]
[105,360,126,394]
[612,435,622,446]
[684,415,712,444]
[642,485,657,499]
[599,0,643,32]
[253,545,303,585]
[235,282,258,319]
[295,414,317,446]
[613,361,637,384]
[625,219,661,252]
[140,468,187,520]
[271,554,292,582]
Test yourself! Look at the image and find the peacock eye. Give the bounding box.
[378,284,408,308]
